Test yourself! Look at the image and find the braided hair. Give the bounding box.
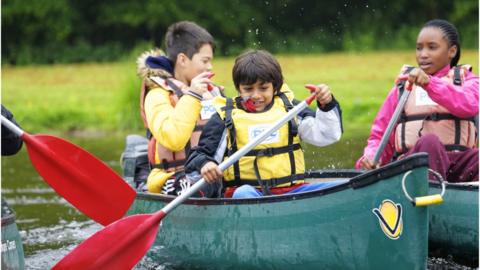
[423,19,461,67]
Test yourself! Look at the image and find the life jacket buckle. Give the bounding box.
[453,77,462,85]
[257,148,274,157]
[161,159,170,170]
[225,117,233,129]
[426,113,440,121]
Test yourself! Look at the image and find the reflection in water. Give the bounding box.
[2,133,472,269]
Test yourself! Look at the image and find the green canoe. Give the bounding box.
[125,152,432,270]
[1,199,25,270]
[428,181,479,265]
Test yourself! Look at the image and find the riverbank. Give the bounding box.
[2,50,478,134]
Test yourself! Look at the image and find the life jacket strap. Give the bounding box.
[277,92,298,182]
[401,113,475,122]
[253,157,271,195]
[223,174,305,188]
[453,66,462,86]
[245,143,301,157]
[165,79,184,98]
[151,159,186,170]
[224,98,241,182]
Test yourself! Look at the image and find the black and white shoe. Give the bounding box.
[161,177,192,196]
[161,179,176,195]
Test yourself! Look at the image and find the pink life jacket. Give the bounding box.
[394,64,478,154]
[140,77,222,174]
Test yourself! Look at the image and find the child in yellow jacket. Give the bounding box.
[137,21,223,194]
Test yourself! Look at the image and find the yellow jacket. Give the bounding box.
[144,82,203,193]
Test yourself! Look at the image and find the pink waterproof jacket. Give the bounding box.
[355,64,479,169]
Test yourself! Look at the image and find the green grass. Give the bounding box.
[2,50,478,136]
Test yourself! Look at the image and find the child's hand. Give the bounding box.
[360,156,380,170]
[305,84,332,107]
[406,68,430,87]
[190,72,214,96]
[200,161,223,183]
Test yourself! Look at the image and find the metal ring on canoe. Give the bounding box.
[401,169,446,206]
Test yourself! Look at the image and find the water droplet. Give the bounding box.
[255,28,259,35]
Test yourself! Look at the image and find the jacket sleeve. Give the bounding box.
[424,71,479,118]
[185,113,226,173]
[144,88,202,151]
[296,96,343,147]
[355,87,398,169]
[1,105,23,156]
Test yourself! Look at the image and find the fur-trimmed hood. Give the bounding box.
[136,48,173,79]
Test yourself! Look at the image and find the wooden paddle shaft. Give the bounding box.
[373,89,411,164]
[1,115,24,137]
[162,96,313,214]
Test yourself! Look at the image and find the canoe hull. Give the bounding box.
[127,154,430,269]
[1,201,25,270]
[428,182,479,265]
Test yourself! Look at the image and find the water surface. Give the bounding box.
[1,132,475,269]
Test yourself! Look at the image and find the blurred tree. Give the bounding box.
[1,0,478,65]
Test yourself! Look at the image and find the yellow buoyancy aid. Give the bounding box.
[394,64,477,154]
[214,89,305,191]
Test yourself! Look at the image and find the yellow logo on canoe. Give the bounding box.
[372,200,403,240]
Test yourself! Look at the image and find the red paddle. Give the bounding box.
[53,90,318,270]
[1,116,136,226]
[372,74,414,164]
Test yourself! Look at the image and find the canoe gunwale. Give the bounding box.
[429,181,478,191]
[134,153,429,205]
[1,213,16,227]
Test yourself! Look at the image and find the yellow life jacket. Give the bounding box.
[140,76,220,174]
[214,90,305,193]
[394,64,478,154]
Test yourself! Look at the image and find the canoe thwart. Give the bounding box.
[402,169,445,207]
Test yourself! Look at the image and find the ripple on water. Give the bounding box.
[23,220,101,268]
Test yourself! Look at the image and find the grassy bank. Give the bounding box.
[2,50,478,137]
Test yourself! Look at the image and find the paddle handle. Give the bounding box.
[373,87,411,164]
[161,94,314,214]
[1,115,24,137]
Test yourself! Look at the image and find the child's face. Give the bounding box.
[416,27,456,74]
[183,44,213,84]
[238,81,275,112]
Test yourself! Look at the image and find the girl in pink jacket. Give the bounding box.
[356,19,478,182]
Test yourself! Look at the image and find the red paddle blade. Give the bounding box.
[23,133,136,226]
[53,212,165,270]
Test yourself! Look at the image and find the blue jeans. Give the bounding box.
[231,180,348,199]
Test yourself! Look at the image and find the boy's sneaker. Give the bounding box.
[161,178,176,195]
[161,177,192,196]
